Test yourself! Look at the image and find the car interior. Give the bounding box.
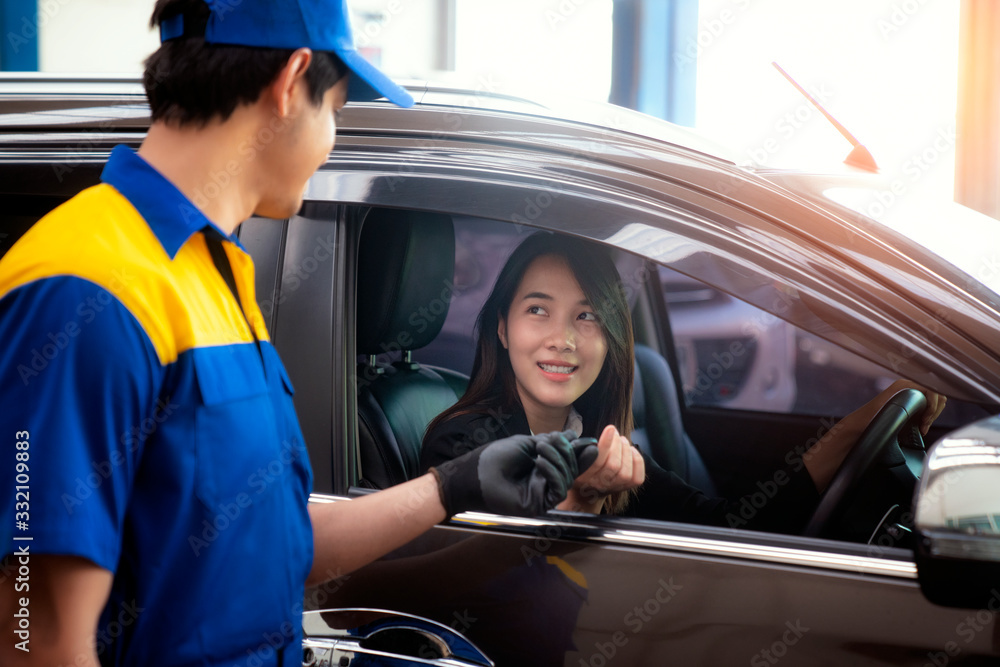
[352,208,716,496]
[347,206,997,547]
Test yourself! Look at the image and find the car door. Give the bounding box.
[277,120,1000,665]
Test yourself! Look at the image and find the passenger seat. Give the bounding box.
[632,343,717,496]
[355,208,467,489]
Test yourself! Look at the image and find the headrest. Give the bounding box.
[356,208,455,355]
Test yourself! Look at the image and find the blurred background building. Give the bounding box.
[1,0,994,219]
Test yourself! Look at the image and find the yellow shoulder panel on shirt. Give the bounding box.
[0,184,269,365]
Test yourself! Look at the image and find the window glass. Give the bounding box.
[409,218,989,428]
[409,217,516,374]
[659,265,991,426]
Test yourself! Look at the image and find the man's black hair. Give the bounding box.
[145,0,347,126]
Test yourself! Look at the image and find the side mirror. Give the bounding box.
[914,416,1000,609]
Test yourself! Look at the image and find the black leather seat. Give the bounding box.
[632,343,717,496]
[355,208,468,489]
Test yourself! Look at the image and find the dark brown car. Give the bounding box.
[3,75,1000,666]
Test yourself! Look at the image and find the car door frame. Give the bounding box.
[287,143,1000,663]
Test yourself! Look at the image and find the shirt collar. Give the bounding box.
[101,145,244,259]
[565,406,584,438]
[527,405,584,438]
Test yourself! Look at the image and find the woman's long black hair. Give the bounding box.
[427,231,636,513]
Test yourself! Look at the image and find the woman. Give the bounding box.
[419,232,946,531]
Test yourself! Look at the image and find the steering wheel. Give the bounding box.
[803,389,926,538]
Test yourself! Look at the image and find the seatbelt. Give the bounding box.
[205,234,262,351]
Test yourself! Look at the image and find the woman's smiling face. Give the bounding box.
[498,254,608,425]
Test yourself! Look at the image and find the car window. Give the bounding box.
[411,220,990,430]
[408,216,514,374]
[658,265,991,427]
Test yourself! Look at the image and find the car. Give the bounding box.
[3,73,1000,666]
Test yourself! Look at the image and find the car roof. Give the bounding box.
[3,73,1000,403]
[0,73,741,161]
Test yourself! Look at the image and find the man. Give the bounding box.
[0,1,598,664]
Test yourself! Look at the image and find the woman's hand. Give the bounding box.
[804,379,947,491]
[557,424,645,514]
[857,379,947,436]
[892,379,947,435]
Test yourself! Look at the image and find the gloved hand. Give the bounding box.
[430,430,599,518]
[572,436,599,473]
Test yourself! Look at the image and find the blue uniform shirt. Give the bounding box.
[0,145,314,666]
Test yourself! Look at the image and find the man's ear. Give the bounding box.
[497,316,507,349]
[271,48,313,119]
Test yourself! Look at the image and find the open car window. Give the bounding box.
[658,264,992,428]
[409,217,992,428]
[356,214,987,549]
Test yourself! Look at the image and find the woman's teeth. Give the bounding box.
[539,363,575,374]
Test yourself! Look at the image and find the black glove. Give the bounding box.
[431,430,596,518]
[572,436,599,473]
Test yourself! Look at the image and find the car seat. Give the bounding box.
[632,343,717,496]
[355,208,468,489]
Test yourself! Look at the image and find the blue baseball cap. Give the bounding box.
[159,0,413,108]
